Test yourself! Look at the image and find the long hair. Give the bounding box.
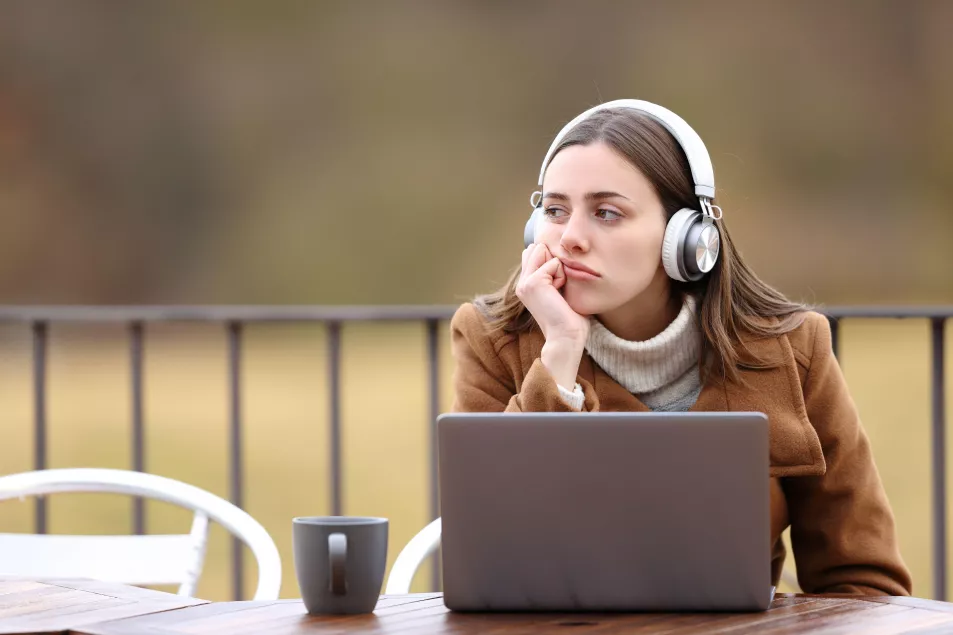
[474,108,810,384]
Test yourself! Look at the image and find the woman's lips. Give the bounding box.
[561,260,601,281]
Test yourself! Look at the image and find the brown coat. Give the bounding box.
[449,302,912,596]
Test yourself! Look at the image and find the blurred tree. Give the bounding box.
[0,0,949,305]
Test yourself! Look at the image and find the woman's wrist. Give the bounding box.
[541,338,585,389]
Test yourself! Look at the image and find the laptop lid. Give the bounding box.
[438,411,773,612]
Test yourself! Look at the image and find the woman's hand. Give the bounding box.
[516,243,589,388]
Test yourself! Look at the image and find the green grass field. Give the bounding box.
[0,318,950,600]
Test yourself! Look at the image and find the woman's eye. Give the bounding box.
[595,208,622,221]
[543,207,568,219]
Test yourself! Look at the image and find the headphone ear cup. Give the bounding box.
[662,208,721,282]
[662,208,703,282]
[524,207,543,248]
[691,219,720,275]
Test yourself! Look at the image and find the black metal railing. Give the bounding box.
[826,308,949,600]
[0,305,949,599]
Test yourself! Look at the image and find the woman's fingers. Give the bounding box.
[519,245,567,296]
[552,257,566,290]
[522,243,547,277]
[516,255,560,298]
[531,256,562,283]
[529,243,548,272]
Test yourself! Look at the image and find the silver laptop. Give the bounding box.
[437,412,775,612]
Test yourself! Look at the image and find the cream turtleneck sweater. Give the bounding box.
[556,295,703,412]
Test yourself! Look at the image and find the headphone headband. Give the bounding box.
[536,99,715,201]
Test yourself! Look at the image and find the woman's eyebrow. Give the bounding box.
[585,191,631,202]
[542,191,631,202]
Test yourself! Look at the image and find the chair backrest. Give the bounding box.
[385,517,441,594]
[0,468,281,600]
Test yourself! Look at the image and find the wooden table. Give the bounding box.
[4,580,953,634]
[0,578,206,635]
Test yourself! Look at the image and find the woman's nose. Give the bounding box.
[559,212,590,253]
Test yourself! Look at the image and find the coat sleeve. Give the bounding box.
[783,313,912,596]
[449,303,599,413]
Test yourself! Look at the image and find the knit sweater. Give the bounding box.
[556,295,702,412]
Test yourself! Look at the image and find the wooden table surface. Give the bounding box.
[4,580,953,635]
[0,578,206,635]
[71,593,953,635]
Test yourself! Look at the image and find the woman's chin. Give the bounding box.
[562,288,605,317]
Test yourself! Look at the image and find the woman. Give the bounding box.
[449,99,912,596]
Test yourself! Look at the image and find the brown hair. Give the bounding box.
[474,108,811,384]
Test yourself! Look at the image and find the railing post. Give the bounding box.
[227,321,245,601]
[827,316,840,358]
[931,318,947,601]
[426,318,442,591]
[327,321,342,516]
[130,322,145,535]
[32,321,48,534]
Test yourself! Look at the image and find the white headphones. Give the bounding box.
[524,99,722,283]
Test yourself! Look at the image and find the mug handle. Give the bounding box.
[328,533,348,595]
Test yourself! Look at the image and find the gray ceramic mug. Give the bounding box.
[292,516,389,615]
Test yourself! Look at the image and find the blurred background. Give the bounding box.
[0,0,951,603]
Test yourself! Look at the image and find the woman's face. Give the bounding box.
[536,141,671,316]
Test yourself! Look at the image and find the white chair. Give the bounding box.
[385,517,441,594]
[386,518,803,595]
[0,468,281,600]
